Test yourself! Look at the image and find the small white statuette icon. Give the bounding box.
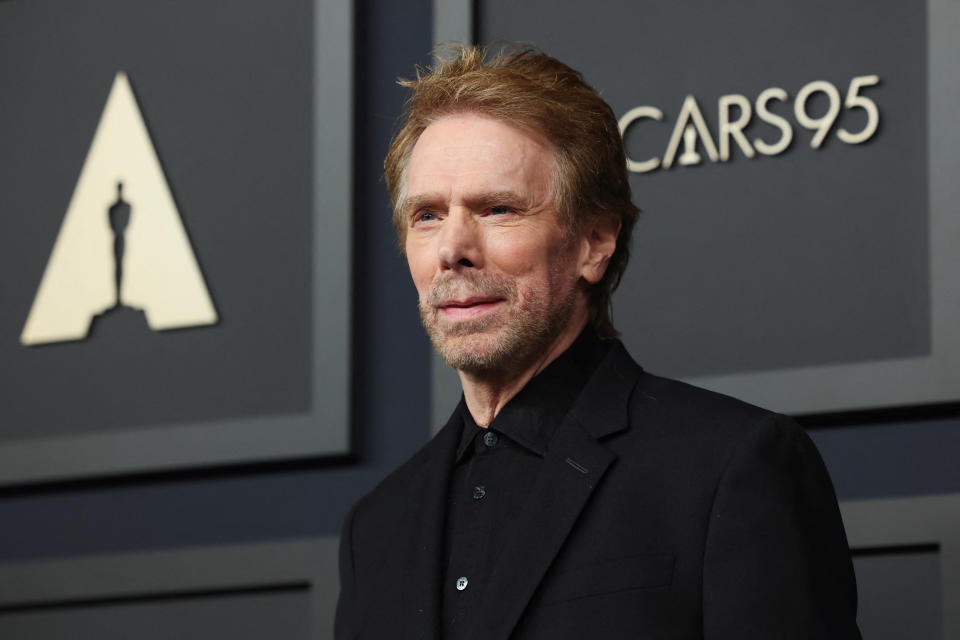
[678,124,702,166]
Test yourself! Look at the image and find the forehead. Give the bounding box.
[406,113,556,197]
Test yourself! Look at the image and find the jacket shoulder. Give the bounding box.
[624,368,805,451]
[635,371,774,420]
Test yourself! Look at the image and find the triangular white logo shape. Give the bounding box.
[21,72,218,346]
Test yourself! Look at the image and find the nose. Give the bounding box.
[437,208,481,270]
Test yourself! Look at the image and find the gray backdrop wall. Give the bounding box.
[0,0,958,636]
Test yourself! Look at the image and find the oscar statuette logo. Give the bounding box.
[21,72,218,346]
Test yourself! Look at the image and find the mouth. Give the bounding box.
[437,296,505,319]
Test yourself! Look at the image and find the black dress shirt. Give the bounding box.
[441,330,611,639]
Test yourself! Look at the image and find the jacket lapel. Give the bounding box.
[401,404,463,640]
[467,341,643,640]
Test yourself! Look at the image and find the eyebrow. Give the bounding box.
[401,194,439,218]
[472,191,533,210]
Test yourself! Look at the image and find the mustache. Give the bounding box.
[426,272,514,307]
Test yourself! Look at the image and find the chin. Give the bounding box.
[430,327,540,377]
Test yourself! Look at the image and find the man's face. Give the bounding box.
[403,113,590,376]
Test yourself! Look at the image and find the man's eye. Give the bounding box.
[490,205,511,215]
[417,211,437,223]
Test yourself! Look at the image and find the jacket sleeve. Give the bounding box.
[702,414,861,639]
[334,502,360,640]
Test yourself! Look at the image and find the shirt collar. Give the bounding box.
[454,328,610,462]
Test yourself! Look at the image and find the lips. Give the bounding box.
[439,296,503,309]
[437,296,505,319]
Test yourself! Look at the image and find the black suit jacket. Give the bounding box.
[336,341,861,639]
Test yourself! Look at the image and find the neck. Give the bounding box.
[458,310,590,427]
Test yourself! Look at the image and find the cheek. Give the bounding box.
[543,248,585,295]
[486,235,544,274]
[489,234,573,288]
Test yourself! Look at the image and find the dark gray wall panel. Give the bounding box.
[0,539,336,640]
[0,0,353,484]
[1,1,315,435]
[479,0,926,376]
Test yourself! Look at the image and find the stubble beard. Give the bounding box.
[419,267,579,379]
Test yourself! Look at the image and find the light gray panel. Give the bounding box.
[434,0,474,45]
[431,351,462,433]
[0,538,339,640]
[841,494,960,639]
[0,590,312,640]
[854,551,942,640]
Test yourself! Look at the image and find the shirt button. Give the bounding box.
[483,431,499,447]
[456,576,469,591]
[472,485,486,500]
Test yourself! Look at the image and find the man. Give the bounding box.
[336,45,861,639]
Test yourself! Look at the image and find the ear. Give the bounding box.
[578,215,621,285]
